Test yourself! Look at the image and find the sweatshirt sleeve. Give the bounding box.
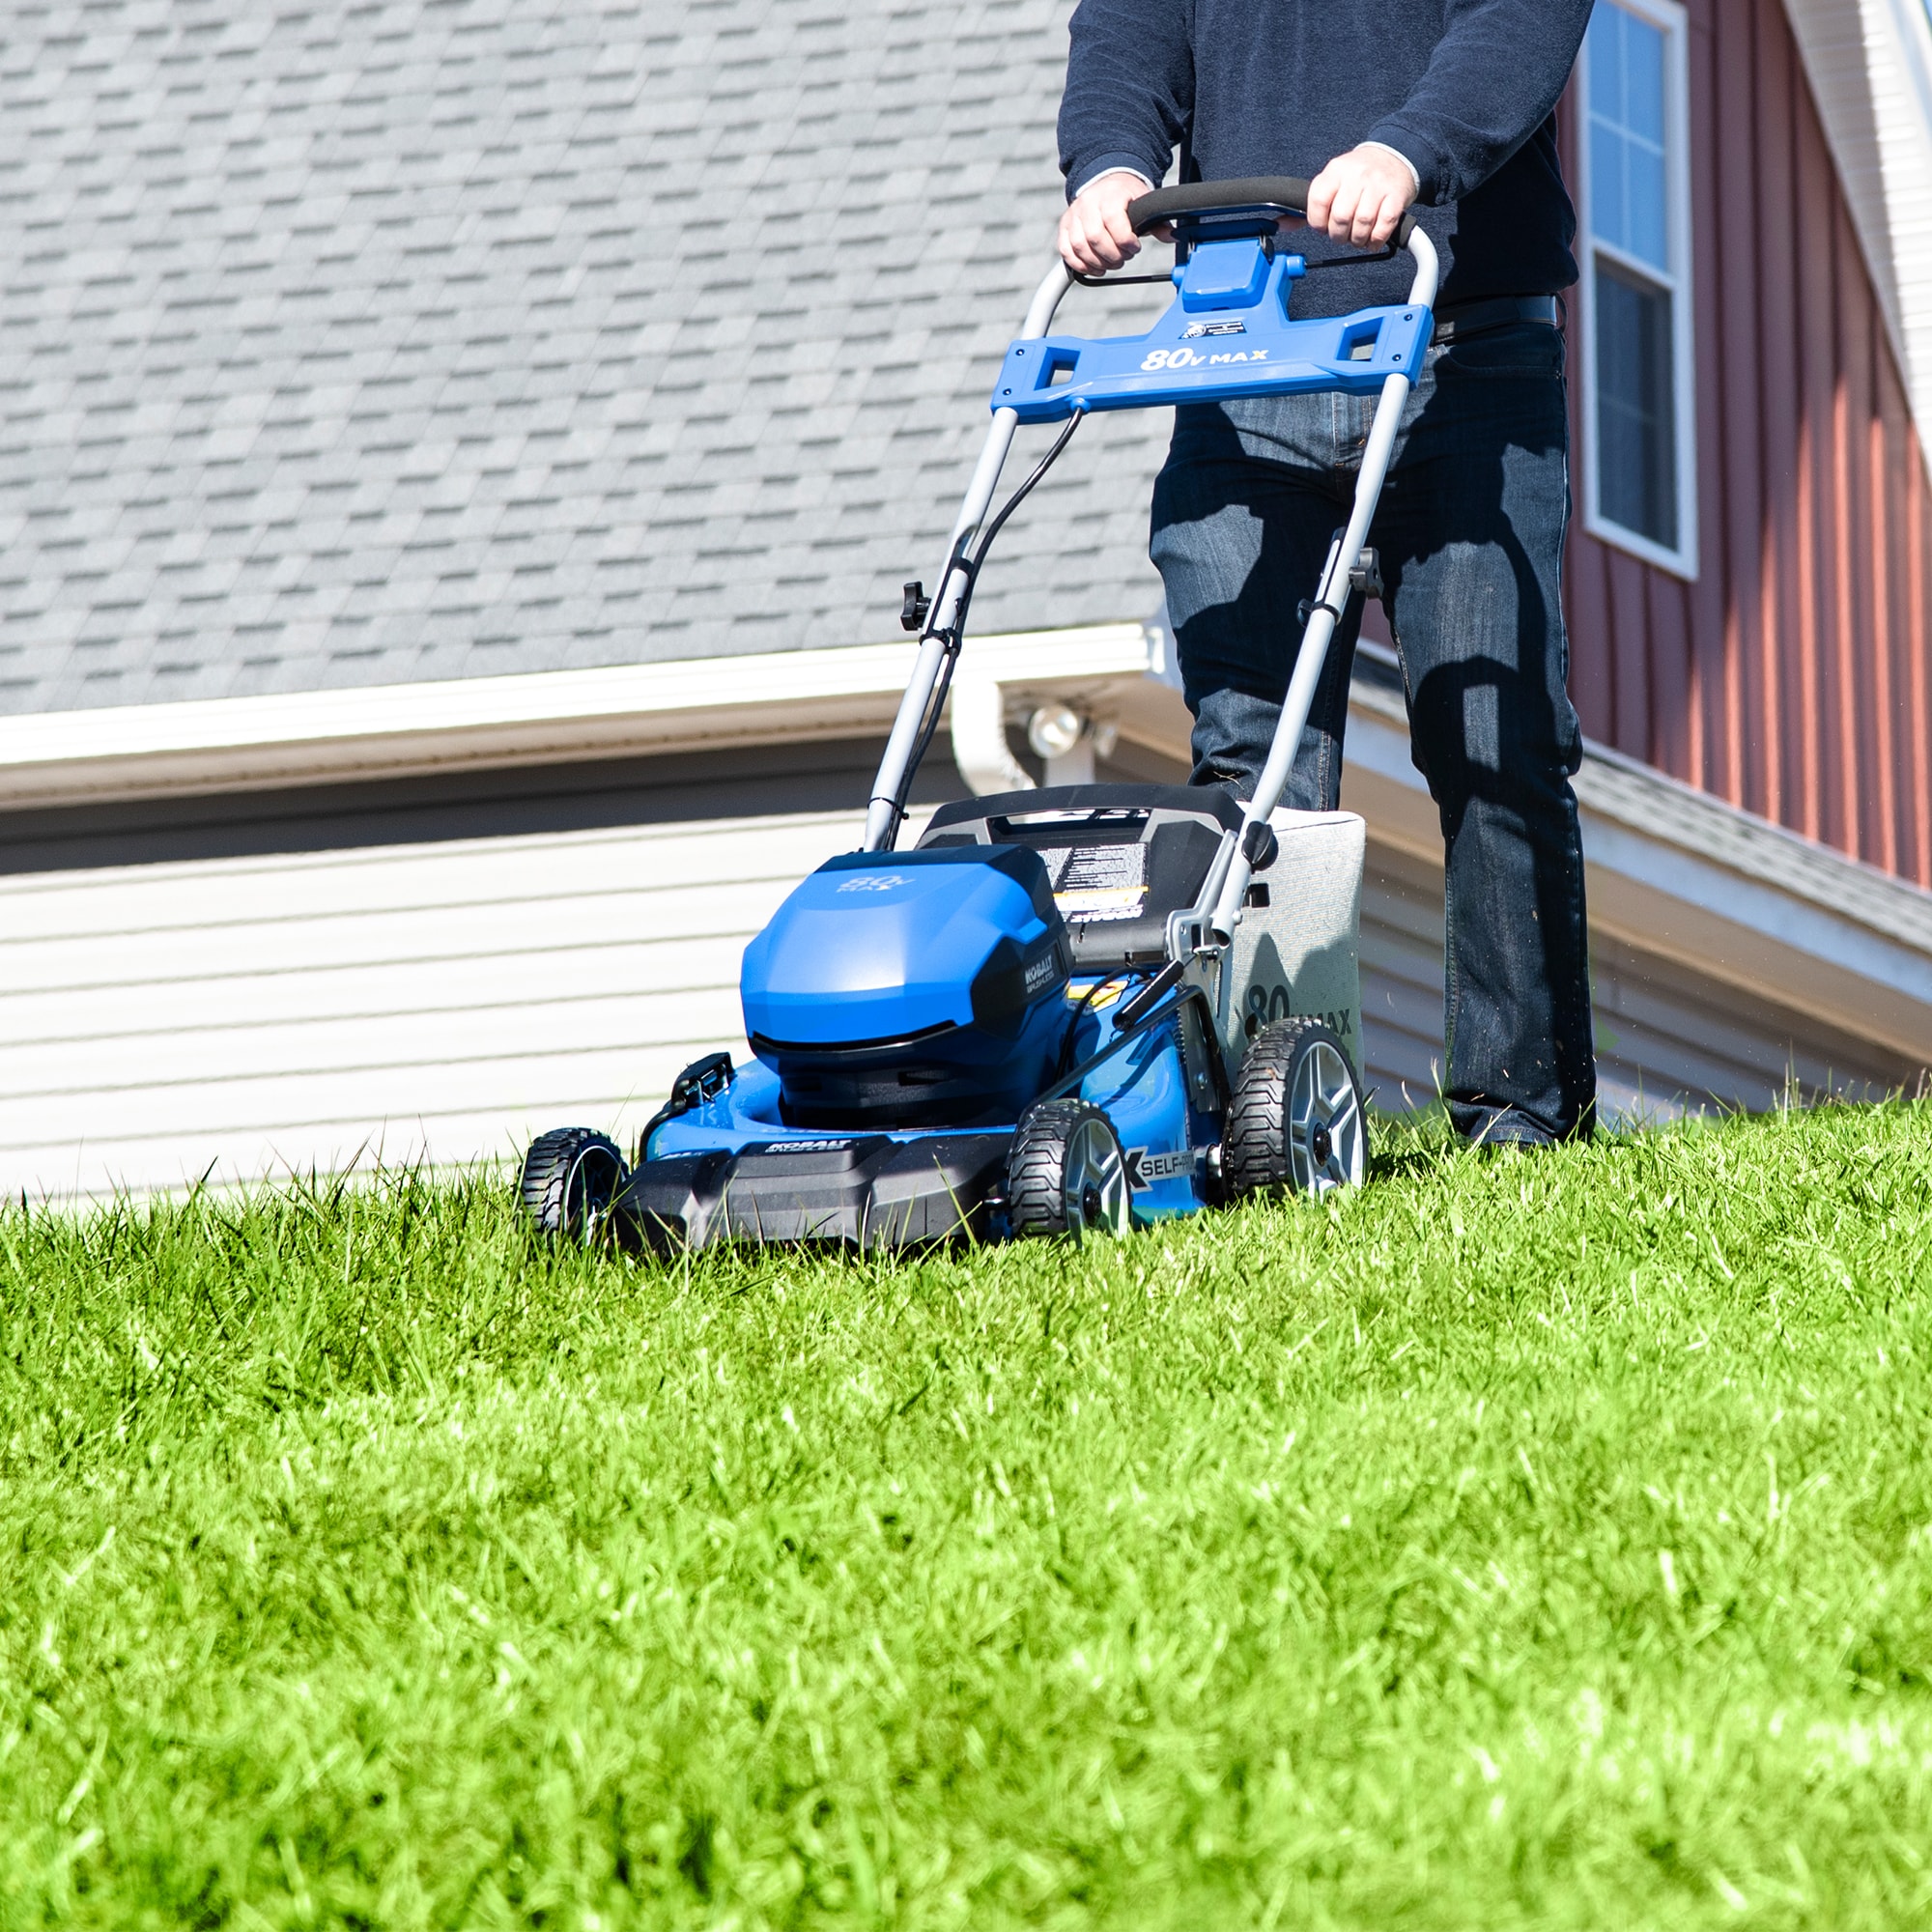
[1366,0,1593,204]
[1057,0,1192,203]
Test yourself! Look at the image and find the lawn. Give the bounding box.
[6,1103,1932,1929]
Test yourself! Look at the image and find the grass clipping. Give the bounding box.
[5,1105,1932,1928]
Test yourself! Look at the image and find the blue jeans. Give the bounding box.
[1150,321,1596,1144]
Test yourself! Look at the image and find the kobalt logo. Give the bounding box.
[775,1139,851,1152]
[1140,345,1270,372]
[1023,952,1058,994]
[837,873,909,893]
[1124,1146,1196,1190]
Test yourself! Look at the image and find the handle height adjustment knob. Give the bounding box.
[900,581,931,633]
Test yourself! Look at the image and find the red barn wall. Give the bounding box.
[1559,0,1932,887]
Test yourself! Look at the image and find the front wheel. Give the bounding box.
[1007,1099,1133,1240]
[519,1126,628,1243]
[1224,1017,1367,1197]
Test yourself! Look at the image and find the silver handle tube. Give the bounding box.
[864,261,1075,851]
[1204,226,1440,940]
[1205,372,1406,940]
[1405,226,1440,311]
[862,414,1014,850]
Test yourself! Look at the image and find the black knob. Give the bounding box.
[1240,820,1279,872]
[900,581,931,633]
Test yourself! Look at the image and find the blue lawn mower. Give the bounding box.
[520,179,1440,1249]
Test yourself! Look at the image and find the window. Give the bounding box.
[1578,0,1697,577]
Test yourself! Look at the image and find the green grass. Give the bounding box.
[6,1105,1932,1929]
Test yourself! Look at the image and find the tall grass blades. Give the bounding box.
[4,1108,1932,1927]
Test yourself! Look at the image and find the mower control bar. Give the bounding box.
[1126,175,1421,250]
[990,257,1430,424]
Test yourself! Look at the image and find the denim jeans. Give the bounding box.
[1149,320,1597,1145]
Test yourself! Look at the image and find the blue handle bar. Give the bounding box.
[991,239,1433,423]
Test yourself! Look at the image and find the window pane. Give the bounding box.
[1627,145,1667,269]
[1591,121,1628,260]
[1595,260,1677,549]
[1587,3,1670,272]
[1623,19,1666,145]
[1589,4,1627,122]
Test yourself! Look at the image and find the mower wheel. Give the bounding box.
[1007,1099,1133,1240]
[1224,1017,1367,1197]
[519,1126,628,1244]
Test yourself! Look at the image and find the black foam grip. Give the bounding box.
[1127,176,1419,250]
[1127,176,1309,233]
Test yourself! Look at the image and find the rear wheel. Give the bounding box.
[1224,1017,1366,1196]
[1007,1099,1132,1240]
[519,1126,628,1243]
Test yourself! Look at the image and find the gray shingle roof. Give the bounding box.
[0,0,1173,715]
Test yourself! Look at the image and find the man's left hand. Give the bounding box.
[1305,144,1418,248]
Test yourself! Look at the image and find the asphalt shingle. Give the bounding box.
[0,0,1172,713]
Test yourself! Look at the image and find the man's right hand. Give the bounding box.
[1058,170,1160,274]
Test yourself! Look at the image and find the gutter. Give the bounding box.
[0,625,1151,812]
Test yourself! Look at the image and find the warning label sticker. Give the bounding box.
[1042,843,1148,923]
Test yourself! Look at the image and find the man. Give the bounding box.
[1057,0,1598,1148]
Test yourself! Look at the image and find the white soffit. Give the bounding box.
[0,626,1152,810]
[1782,0,1932,442]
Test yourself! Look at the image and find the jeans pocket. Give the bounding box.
[1433,321,1565,380]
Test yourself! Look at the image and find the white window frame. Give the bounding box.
[1576,0,1699,580]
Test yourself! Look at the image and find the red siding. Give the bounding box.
[1561,0,1932,885]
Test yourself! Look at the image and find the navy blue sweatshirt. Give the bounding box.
[1058,0,1594,318]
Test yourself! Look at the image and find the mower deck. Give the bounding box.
[611,1130,1009,1251]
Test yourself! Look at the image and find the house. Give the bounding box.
[0,0,1929,1198]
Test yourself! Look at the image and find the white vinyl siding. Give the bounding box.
[0,805,1911,1203]
[0,811,869,1199]
[1356,847,1906,1121]
[1577,0,1700,578]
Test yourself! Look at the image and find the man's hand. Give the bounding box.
[1305,144,1418,248]
[1059,170,1161,275]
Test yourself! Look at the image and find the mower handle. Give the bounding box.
[1127,175,1420,251]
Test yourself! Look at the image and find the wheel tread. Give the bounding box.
[1006,1098,1132,1239]
[519,1126,627,1240]
[1007,1098,1091,1237]
[1225,1017,1364,1195]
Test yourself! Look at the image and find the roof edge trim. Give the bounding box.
[0,626,1154,811]
[1782,0,1932,449]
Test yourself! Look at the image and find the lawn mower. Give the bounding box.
[520,178,1439,1249]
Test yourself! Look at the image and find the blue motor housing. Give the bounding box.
[741,846,1072,1127]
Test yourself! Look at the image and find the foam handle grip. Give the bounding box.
[1126,176,1419,249]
